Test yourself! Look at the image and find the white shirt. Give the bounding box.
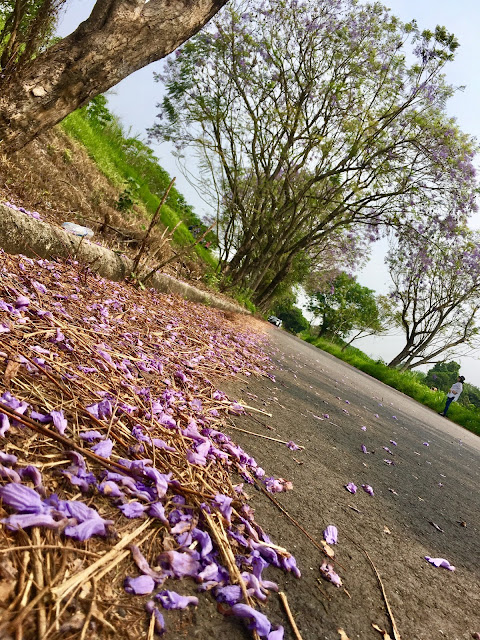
[447,382,463,401]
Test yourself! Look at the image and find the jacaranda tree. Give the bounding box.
[150,0,478,307]
[387,229,480,370]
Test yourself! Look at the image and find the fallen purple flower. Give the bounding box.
[79,430,105,441]
[345,482,357,494]
[423,442,430,447]
[157,550,200,579]
[0,483,45,513]
[2,513,60,530]
[215,585,242,605]
[286,441,300,451]
[361,426,367,431]
[0,451,18,466]
[213,493,233,524]
[323,525,338,545]
[156,590,199,610]
[149,502,169,524]
[145,600,166,635]
[362,484,374,496]
[124,575,156,595]
[319,561,342,587]
[50,410,67,435]
[0,413,10,436]
[230,603,271,637]
[425,556,455,571]
[91,438,113,458]
[390,440,397,446]
[268,627,284,640]
[119,501,146,518]
[361,444,368,454]
[384,459,394,465]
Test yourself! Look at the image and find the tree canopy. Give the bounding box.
[307,272,385,341]
[387,229,480,370]
[151,0,478,307]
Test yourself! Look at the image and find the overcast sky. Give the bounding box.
[57,1,480,385]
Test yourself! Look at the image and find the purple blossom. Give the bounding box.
[145,600,166,635]
[91,438,113,458]
[213,494,233,523]
[425,556,455,571]
[361,444,368,454]
[362,484,374,496]
[361,426,367,431]
[2,512,60,530]
[323,525,338,545]
[157,550,200,579]
[0,483,45,513]
[215,584,242,605]
[149,502,169,524]
[50,410,67,435]
[390,440,397,446]
[156,590,199,609]
[119,502,146,518]
[230,603,271,637]
[0,413,10,436]
[423,442,430,447]
[286,441,300,451]
[0,451,18,466]
[15,296,30,309]
[345,482,357,494]
[268,627,285,640]
[124,575,156,595]
[79,430,105,441]
[319,561,342,587]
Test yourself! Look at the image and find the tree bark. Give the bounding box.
[0,0,228,153]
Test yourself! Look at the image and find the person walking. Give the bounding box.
[439,375,465,416]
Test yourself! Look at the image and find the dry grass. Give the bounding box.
[0,250,285,639]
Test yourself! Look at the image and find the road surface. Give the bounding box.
[213,328,480,640]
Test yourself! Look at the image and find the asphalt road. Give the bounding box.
[213,327,480,640]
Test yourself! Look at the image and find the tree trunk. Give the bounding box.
[0,0,227,153]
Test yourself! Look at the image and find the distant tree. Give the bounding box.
[271,297,309,335]
[307,273,385,341]
[0,0,228,152]
[387,230,480,370]
[424,361,460,392]
[462,383,480,409]
[150,0,478,307]
[341,294,395,351]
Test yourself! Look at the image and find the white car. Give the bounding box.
[267,315,283,327]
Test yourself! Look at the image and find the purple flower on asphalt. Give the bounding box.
[130,545,164,581]
[319,561,342,587]
[50,410,67,434]
[156,590,199,610]
[143,469,171,498]
[192,528,213,558]
[280,554,301,578]
[91,438,113,458]
[362,484,374,496]
[383,446,393,455]
[361,444,368,454]
[374,414,379,418]
[215,585,242,605]
[392,416,397,420]
[119,502,146,518]
[268,627,285,640]
[229,402,245,415]
[361,426,367,431]
[425,556,455,571]
[345,482,357,494]
[286,441,300,451]
[230,603,271,637]
[145,600,166,635]
[390,440,397,446]
[384,459,394,465]
[323,525,338,545]
[124,575,156,595]
[323,414,329,419]
[17,465,44,492]
[423,442,430,447]
[157,550,200,579]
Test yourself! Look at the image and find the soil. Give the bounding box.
[187,328,480,640]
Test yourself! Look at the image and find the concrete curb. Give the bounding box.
[0,203,248,315]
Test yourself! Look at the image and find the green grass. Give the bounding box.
[303,335,480,436]
[61,109,216,269]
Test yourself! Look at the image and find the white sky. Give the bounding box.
[57,1,480,385]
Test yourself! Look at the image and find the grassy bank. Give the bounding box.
[61,104,216,268]
[303,335,480,436]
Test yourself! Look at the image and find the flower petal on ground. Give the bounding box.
[362,484,374,496]
[425,556,455,571]
[124,575,156,595]
[230,603,271,637]
[323,525,338,545]
[156,590,199,610]
[345,482,357,494]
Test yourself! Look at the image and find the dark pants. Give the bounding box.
[442,396,455,415]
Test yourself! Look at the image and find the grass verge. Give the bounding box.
[303,335,480,436]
